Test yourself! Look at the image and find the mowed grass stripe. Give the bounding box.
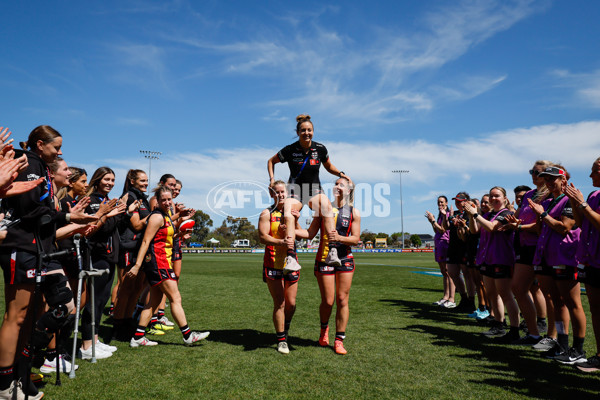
[1,253,599,399]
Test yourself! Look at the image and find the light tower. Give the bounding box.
[392,170,409,249]
[140,150,161,185]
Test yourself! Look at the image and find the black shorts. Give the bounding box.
[479,264,492,277]
[61,257,80,280]
[466,255,478,269]
[143,262,178,287]
[481,264,512,279]
[288,182,323,206]
[446,247,467,265]
[45,259,63,273]
[552,265,578,281]
[314,258,355,275]
[263,266,299,283]
[0,250,47,285]
[534,262,554,276]
[515,245,536,266]
[578,265,600,288]
[119,250,136,271]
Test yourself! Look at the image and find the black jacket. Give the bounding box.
[0,150,67,254]
[119,187,151,251]
[86,192,121,264]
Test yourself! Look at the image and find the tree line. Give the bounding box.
[185,211,423,248]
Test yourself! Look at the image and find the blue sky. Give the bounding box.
[2,0,600,236]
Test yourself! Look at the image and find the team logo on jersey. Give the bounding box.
[341,219,349,227]
[310,159,319,165]
[311,151,318,159]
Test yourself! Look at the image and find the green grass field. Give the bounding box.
[2,253,600,399]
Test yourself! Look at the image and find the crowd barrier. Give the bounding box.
[182,248,434,254]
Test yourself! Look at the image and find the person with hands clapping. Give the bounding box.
[113,169,154,340]
[528,164,587,364]
[425,196,454,307]
[0,125,96,399]
[0,126,44,198]
[564,157,600,371]
[502,161,551,347]
[464,187,520,343]
[79,167,127,360]
[442,192,475,311]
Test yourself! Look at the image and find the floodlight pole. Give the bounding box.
[140,150,161,185]
[392,170,409,250]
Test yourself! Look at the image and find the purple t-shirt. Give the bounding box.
[475,209,515,266]
[518,189,540,247]
[577,190,600,269]
[533,195,580,267]
[434,211,450,245]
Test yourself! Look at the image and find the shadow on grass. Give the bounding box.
[383,297,600,399]
[401,286,447,294]
[381,298,479,327]
[202,329,319,351]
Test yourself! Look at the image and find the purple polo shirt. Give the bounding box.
[519,189,540,247]
[577,190,600,269]
[434,211,450,245]
[434,211,450,263]
[533,195,580,267]
[475,209,515,266]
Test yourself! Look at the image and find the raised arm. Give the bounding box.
[528,198,574,236]
[267,154,281,186]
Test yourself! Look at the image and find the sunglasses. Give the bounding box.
[529,169,540,176]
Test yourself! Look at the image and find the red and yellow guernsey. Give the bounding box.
[148,210,175,270]
[263,206,287,270]
[317,205,354,262]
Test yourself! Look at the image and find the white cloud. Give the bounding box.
[159,1,541,124]
[434,75,507,102]
[551,68,600,108]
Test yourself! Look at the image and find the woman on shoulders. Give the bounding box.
[268,114,350,273]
